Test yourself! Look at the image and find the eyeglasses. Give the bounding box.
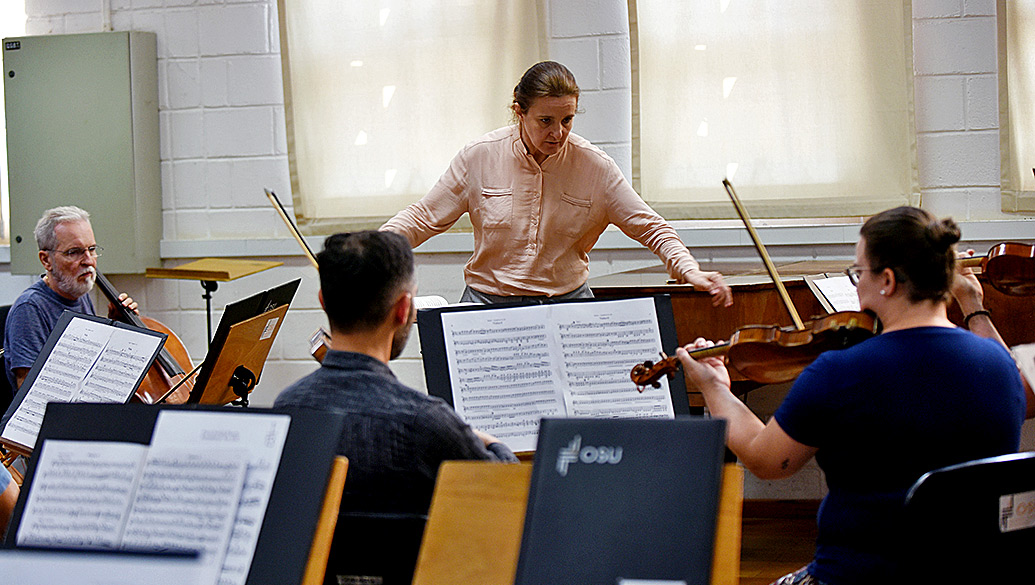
[45,245,103,260]
[844,265,873,286]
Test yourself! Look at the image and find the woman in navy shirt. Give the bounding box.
[677,206,1025,585]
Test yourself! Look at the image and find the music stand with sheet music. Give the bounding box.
[187,279,301,406]
[417,295,691,454]
[3,402,347,585]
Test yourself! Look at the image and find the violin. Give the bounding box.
[630,179,879,391]
[95,272,196,404]
[631,310,878,390]
[958,242,1035,296]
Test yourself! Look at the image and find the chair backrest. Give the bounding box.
[903,451,1035,580]
[412,461,533,585]
[324,510,427,585]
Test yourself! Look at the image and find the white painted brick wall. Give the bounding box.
[913,0,963,19]
[911,5,1013,220]
[549,0,628,38]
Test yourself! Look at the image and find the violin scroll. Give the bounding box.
[630,353,682,392]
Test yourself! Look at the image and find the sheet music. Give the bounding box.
[812,275,860,312]
[443,306,566,452]
[1,316,163,452]
[151,410,291,585]
[442,298,673,452]
[413,295,449,310]
[555,301,674,418]
[80,327,164,402]
[1,318,112,450]
[17,440,148,549]
[121,446,247,585]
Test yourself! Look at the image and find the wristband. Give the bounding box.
[963,309,991,328]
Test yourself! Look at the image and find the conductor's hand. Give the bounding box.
[675,338,731,395]
[683,269,733,308]
[951,249,984,315]
[108,292,139,319]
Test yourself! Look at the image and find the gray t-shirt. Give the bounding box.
[4,279,96,391]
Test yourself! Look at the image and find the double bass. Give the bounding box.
[95,272,197,404]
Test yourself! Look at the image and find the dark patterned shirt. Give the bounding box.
[273,349,516,514]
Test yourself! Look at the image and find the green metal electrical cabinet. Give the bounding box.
[3,31,160,274]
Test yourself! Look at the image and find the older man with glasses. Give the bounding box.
[3,206,136,391]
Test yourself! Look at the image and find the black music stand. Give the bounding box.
[187,279,300,406]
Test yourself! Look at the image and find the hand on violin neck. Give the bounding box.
[951,249,985,315]
[108,292,139,319]
[676,338,731,395]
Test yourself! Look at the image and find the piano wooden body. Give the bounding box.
[591,261,1035,407]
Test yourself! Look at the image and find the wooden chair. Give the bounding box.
[412,461,744,585]
[903,451,1035,582]
[303,456,349,585]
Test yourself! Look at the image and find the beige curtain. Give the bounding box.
[278,0,544,232]
[999,0,1035,212]
[633,1,917,219]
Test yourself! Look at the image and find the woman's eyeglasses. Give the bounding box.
[844,265,873,286]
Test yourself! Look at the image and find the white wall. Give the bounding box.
[3,0,1032,499]
[913,0,1005,219]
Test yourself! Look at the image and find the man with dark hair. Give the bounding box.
[4,206,136,392]
[273,231,516,516]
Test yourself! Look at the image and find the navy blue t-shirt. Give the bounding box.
[775,326,1025,585]
[4,279,96,391]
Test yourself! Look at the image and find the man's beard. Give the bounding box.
[389,303,417,361]
[52,266,96,299]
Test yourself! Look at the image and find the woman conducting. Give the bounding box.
[677,206,1025,584]
[381,61,732,306]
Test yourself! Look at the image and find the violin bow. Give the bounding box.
[722,179,805,330]
[266,188,320,270]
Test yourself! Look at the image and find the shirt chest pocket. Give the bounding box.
[475,187,513,230]
[556,193,593,238]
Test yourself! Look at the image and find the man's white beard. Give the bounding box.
[52,266,96,299]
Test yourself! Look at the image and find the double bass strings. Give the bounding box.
[154,362,204,405]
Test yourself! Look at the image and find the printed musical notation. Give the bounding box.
[15,410,290,585]
[1,316,164,454]
[441,298,675,452]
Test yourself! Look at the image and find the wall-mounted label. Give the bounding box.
[4,41,20,51]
